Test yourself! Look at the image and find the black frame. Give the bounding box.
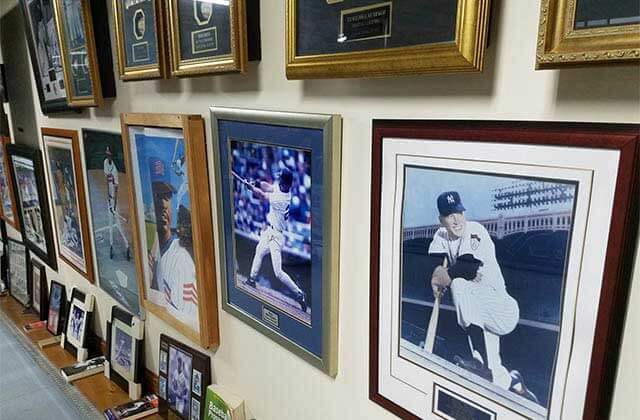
[29,257,48,320]
[158,334,211,420]
[6,144,57,270]
[63,287,92,358]
[7,237,30,307]
[106,305,144,394]
[0,220,7,285]
[46,279,67,335]
[0,64,8,103]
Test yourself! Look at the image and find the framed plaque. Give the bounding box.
[0,136,20,231]
[52,0,116,107]
[286,0,491,79]
[166,0,250,77]
[370,120,639,420]
[113,0,168,80]
[537,0,640,68]
[42,128,94,282]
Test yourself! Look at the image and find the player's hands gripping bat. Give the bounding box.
[424,258,448,353]
[231,170,254,188]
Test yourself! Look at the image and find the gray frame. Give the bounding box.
[210,106,341,375]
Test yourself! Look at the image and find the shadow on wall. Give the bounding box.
[555,65,640,106]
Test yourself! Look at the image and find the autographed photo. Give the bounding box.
[47,281,64,335]
[168,345,193,419]
[58,0,93,97]
[83,130,140,316]
[0,139,18,229]
[112,324,134,378]
[11,155,47,254]
[67,301,87,346]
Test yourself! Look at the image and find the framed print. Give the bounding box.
[47,279,67,335]
[113,0,168,80]
[0,136,20,230]
[211,107,341,375]
[6,144,58,270]
[62,288,94,360]
[42,128,94,282]
[121,113,219,348]
[19,0,73,114]
[369,121,639,420]
[158,334,211,420]
[286,0,491,79]
[52,0,116,107]
[166,0,249,77]
[536,0,640,68]
[29,257,48,320]
[7,238,30,307]
[106,305,144,399]
[81,129,141,317]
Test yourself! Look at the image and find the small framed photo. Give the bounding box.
[81,129,141,317]
[7,238,30,307]
[29,257,48,320]
[211,107,341,375]
[536,0,640,68]
[52,0,115,107]
[0,136,20,231]
[19,0,73,114]
[158,334,210,420]
[286,0,491,79]
[62,288,95,360]
[121,113,219,348]
[112,0,168,80]
[369,120,639,420]
[106,305,144,399]
[166,0,250,77]
[6,144,58,270]
[47,280,67,336]
[42,128,94,282]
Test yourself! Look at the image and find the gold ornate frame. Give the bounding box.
[52,0,104,107]
[536,0,640,68]
[121,113,220,349]
[113,0,169,80]
[286,0,491,79]
[166,0,248,77]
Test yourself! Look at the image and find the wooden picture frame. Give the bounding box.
[47,279,67,336]
[29,257,48,320]
[166,0,249,77]
[369,120,639,420]
[106,305,144,399]
[113,0,169,80]
[7,238,30,307]
[0,136,21,231]
[42,128,94,283]
[19,0,73,114]
[6,144,58,270]
[536,0,640,68]
[52,0,116,107]
[286,0,491,79]
[121,112,219,348]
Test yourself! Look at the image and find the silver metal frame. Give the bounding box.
[210,106,342,376]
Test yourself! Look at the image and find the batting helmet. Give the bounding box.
[279,168,293,192]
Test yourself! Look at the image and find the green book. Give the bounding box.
[204,385,245,420]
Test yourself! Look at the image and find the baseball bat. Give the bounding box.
[231,170,253,187]
[424,257,447,353]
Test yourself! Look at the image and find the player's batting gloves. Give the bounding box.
[431,265,452,291]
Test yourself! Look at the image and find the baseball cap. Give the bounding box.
[437,191,465,216]
[148,157,176,194]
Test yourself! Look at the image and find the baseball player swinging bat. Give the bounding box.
[424,257,448,353]
[231,170,254,187]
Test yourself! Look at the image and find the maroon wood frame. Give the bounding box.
[369,120,639,420]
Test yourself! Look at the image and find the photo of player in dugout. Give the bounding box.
[230,140,312,325]
[168,345,192,419]
[400,166,578,416]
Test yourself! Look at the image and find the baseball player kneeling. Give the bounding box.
[429,191,538,403]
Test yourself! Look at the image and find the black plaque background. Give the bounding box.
[177,0,232,60]
[295,0,457,57]
[122,0,159,67]
[574,0,640,29]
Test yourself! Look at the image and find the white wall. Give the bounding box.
[2,1,640,419]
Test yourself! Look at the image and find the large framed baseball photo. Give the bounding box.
[0,136,20,230]
[121,113,219,348]
[42,128,94,283]
[211,107,342,375]
[369,121,639,420]
[286,0,491,79]
[81,129,141,317]
[6,144,58,270]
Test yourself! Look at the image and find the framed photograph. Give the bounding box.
[0,137,20,230]
[6,144,58,270]
[7,238,30,307]
[286,0,491,79]
[211,107,341,375]
[19,0,72,114]
[106,305,144,399]
[0,64,8,103]
[42,128,94,282]
[52,0,115,107]
[47,279,67,335]
[166,0,249,77]
[29,257,48,320]
[62,288,95,359]
[81,129,141,317]
[158,334,211,420]
[121,113,219,348]
[112,0,168,80]
[369,121,639,420]
[536,0,640,68]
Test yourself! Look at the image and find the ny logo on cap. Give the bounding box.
[447,194,455,204]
